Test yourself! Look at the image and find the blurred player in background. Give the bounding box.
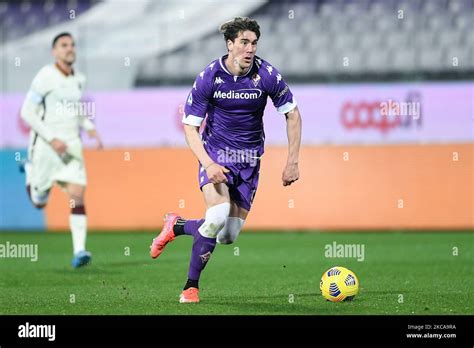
[150,17,302,303]
[20,32,103,268]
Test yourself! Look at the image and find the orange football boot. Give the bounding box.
[150,213,179,259]
[179,287,200,303]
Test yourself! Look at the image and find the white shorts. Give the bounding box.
[27,137,87,197]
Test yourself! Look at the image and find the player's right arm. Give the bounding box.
[183,124,229,184]
[182,67,228,184]
[20,67,67,155]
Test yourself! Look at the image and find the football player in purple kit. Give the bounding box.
[150,17,302,303]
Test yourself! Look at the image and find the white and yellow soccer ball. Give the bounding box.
[320,266,359,302]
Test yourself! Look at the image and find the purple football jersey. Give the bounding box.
[183,54,297,155]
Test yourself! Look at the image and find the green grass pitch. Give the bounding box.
[0,231,472,315]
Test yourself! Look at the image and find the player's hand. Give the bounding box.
[87,130,103,150]
[205,162,230,184]
[282,163,299,186]
[50,138,68,155]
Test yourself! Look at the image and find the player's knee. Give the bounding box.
[217,234,234,245]
[27,185,49,209]
[67,185,85,206]
[68,191,85,207]
[217,217,245,245]
[70,196,84,207]
[198,202,231,238]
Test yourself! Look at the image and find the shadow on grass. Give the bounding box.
[52,258,185,273]
[363,290,413,294]
[54,267,123,275]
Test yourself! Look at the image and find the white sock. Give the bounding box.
[198,202,231,238]
[217,217,245,244]
[70,214,87,255]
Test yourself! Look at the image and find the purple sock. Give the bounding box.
[183,219,204,236]
[188,232,217,281]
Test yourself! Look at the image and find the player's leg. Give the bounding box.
[216,202,248,245]
[216,162,259,245]
[149,181,231,302]
[149,162,230,258]
[25,145,52,209]
[65,183,91,268]
[180,183,230,303]
[26,184,50,209]
[172,182,231,238]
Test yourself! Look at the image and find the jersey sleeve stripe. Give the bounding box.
[182,114,205,127]
[276,97,297,114]
[26,90,44,104]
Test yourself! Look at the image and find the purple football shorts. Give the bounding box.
[198,144,261,211]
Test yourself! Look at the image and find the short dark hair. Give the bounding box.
[219,17,260,43]
[52,32,73,48]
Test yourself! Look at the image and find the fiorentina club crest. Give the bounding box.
[251,73,261,87]
[200,251,212,264]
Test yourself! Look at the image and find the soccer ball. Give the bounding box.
[320,266,359,302]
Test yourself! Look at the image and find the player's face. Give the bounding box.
[52,36,76,65]
[227,30,258,71]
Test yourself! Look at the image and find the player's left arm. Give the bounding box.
[282,106,301,186]
[265,64,301,186]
